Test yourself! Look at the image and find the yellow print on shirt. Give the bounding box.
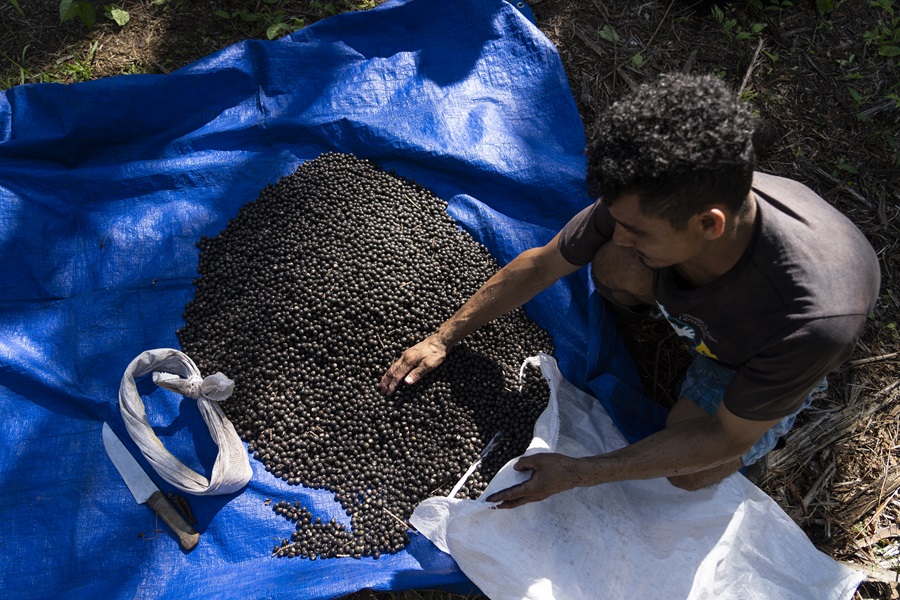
[694,341,718,360]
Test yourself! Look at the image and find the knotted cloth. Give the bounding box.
[118,348,252,495]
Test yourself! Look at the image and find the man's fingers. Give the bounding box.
[404,360,438,385]
[379,339,446,395]
[486,478,529,504]
[379,367,405,395]
[494,497,529,510]
[379,375,397,395]
[486,480,546,510]
[485,457,560,509]
[380,363,420,395]
[513,455,538,471]
[380,354,418,395]
[485,458,537,502]
[485,487,512,504]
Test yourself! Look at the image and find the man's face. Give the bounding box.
[605,193,707,270]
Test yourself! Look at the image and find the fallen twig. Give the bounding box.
[572,24,608,59]
[737,37,765,99]
[383,507,417,532]
[851,352,900,366]
[855,525,900,550]
[802,461,835,511]
[841,560,900,585]
[681,48,697,74]
[644,0,677,53]
[815,167,876,209]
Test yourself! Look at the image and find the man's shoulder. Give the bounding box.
[751,171,867,236]
[751,171,843,220]
[747,171,880,318]
[751,171,813,196]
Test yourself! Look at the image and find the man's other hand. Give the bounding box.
[380,336,448,395]
[485,453,580,509]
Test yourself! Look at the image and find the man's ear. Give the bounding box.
[697,208,726,240]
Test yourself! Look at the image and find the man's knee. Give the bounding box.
[665,398,743,490]
[666,456,743,491]
[591,243,654,305]
[667,472,722,491]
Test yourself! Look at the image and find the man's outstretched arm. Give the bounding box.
[486,401,781,507]
[380,232,582,395]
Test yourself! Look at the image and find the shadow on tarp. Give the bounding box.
[0,0,668,598]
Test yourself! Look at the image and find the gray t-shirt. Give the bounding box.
[558,172,881,420]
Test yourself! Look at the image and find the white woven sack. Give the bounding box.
[412,353,863,600]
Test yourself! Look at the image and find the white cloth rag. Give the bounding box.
[411,353,863,600]
[118,348,252,495]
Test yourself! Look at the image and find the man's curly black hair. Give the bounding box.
[586,73,756,229]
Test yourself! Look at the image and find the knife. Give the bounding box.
[102,422,200,552]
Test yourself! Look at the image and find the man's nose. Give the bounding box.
[613,224,634,247]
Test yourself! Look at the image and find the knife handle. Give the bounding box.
[147,491,200,552]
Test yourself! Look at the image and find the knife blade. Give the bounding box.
[102,422,200,552]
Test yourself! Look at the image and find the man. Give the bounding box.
[380,73,881,508]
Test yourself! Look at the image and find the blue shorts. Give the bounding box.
[679,355,827,466]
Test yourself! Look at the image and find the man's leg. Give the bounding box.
[666,356,824,490]
[664,398,743,490]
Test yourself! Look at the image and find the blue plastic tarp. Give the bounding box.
[0,1,667,598]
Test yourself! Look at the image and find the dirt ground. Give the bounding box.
[2,0,898,596]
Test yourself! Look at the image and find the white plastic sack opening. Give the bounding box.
[411,353,863,600]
